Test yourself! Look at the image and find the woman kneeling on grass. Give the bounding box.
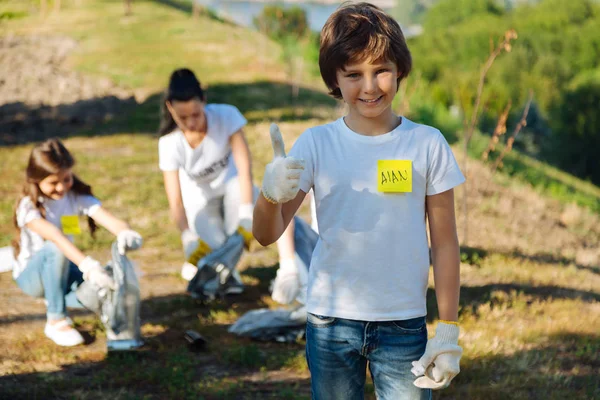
[158,68,309,304]
[12,138,143,347]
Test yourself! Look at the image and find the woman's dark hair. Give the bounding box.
[158,68,206,136]
[12,138,97,255]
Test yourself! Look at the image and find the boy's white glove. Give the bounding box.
[79,256,116,290]
[411,322,463,390]
[261,123,305,204]
[271,254,308,305]
[117,229,143,255]
[181,228,200,259]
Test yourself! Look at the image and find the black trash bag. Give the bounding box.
[293,216,318,269]
[187,232,245,301]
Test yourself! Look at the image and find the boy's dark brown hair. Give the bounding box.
[319,2,412,99]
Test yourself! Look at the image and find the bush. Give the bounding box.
[253,5,309,41]
[545,72,600,185]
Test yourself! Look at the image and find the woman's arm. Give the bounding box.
[26,219,87,265]
[253,189,306,246]
[162,170,189,233]
[426,189,460,322]
[230,129,253,205]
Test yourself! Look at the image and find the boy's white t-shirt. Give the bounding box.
[158,104,247,196]
[288,117,465,321]
[14,192,101,279]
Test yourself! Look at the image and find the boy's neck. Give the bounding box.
[343,109,401,136]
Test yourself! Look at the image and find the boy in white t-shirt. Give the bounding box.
[158,68,310,304]
[253,3,464,399]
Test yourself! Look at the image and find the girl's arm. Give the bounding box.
[26,217,117,289]
[89,207,130,235]
[90,207,143,254]
[229,129,253,205]
[426,188,460,322]
[162,170,190,233]
[253,189,306,246]
[26,218,87,265]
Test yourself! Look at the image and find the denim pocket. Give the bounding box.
[307,313,336,328]
[391,316,426,334]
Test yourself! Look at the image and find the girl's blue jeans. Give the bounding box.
[15,242,85,321]
[306,314,432,400]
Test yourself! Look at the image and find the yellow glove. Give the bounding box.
[187,239,212,266]
[237,226,254,250]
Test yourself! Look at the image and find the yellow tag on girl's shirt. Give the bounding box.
[377,160,412,193]
[60,215,81,235]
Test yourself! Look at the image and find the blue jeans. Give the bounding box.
[306,314,431,400]
[15,242,84,321]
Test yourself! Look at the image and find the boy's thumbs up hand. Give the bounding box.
[261,123,305,204]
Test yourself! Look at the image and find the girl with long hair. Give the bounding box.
[12,138,143,346]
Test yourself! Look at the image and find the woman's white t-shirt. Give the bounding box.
[158,104,247,195]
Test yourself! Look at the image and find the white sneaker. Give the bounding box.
[44,317,84,347]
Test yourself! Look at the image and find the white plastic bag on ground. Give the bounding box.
[228,306,307,343]
[0,246,15,273]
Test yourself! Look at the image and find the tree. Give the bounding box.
[253,5,309,41]
[254,6,312,100]
[124,0,132,16]
[545,73,600,185]
[423,0,503,31]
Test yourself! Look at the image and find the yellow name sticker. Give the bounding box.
[377,160,412,193]
[60,215,81,235]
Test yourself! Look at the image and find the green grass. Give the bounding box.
[467,130,600,213]
[0,1,599,399]
[0,0,285,90]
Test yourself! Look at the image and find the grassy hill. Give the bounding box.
[0,1,598,399]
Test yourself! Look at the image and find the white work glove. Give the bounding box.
[79,256,116,290]
[261,123,305,204]
[181,262,198,281]
[238,203,253,232]
[181,228,200,259]
[180,229,212,280]
[271,255,308,305]
[411,322,463,390]
[117,229,143,255]
[237,203,255,250]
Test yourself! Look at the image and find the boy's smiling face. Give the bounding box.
[336,58,400,126]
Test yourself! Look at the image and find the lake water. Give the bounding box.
[196,1,393,32]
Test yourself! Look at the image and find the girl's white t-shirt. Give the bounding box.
[158,104,247,194]
[14,192,101,279]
